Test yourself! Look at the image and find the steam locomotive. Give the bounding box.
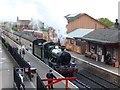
[2,29,78,76]
[33,39,78,76]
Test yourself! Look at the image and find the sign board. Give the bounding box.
[25,67,29,72]
[16,68,24,76]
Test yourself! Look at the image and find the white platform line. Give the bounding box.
[29,81,36,88]
[1,58,6,60]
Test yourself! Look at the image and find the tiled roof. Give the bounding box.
[82,28,120,43]
[66,28,94,38]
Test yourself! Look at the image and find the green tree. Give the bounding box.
[12,24,18,31]
[98,18,114,27]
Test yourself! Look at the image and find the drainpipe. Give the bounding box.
[95,24,97,30]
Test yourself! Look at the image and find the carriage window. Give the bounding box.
[30,44,31,47]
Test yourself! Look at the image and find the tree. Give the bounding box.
[98,18,114,27]
[12,24,18,31]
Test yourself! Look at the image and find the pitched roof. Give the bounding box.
[82,28,120,44]
[65,13,107,27]
[66,28,94,38]
[65,13,85,22]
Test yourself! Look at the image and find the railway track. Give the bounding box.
[72,72,104,89]
[79,68,120,88]
[71,57,120,89]
[72,79,91,90]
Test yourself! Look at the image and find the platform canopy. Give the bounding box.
[66,28,94,38]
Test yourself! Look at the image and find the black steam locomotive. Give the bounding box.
[33,39,78,76]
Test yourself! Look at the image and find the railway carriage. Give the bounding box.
[21,34,36,50]
[13,31,22,44]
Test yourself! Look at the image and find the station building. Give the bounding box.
[80,22,120,68]
[65,13,107,53]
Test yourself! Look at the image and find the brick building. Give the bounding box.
[65,13,107,33]
[43,27,58,42]
[17,16,30,31]
[65,13,107,53]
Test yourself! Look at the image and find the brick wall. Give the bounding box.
[66,14,106,33]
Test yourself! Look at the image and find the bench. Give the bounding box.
[85,51,92,58]
[110,58,116,67]
[91,53,97,59]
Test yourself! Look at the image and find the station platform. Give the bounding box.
[0,42,36,89]
[68,51,120,76]
[0,41,15,89]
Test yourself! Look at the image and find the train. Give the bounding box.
[1,29,78,76]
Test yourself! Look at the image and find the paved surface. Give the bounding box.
[68,51,120,76]
[0,41,36,89]
[0,41,16,89]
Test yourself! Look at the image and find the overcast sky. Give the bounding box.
[0,0,119,34]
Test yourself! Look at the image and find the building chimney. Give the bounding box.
[17,16,19,21]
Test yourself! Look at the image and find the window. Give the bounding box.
[112,48,116,59]
[76,39,81,46]
[97,45,102,55]
[90,43,95,53]
[30,44,31,47]
[70,39,74,44]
